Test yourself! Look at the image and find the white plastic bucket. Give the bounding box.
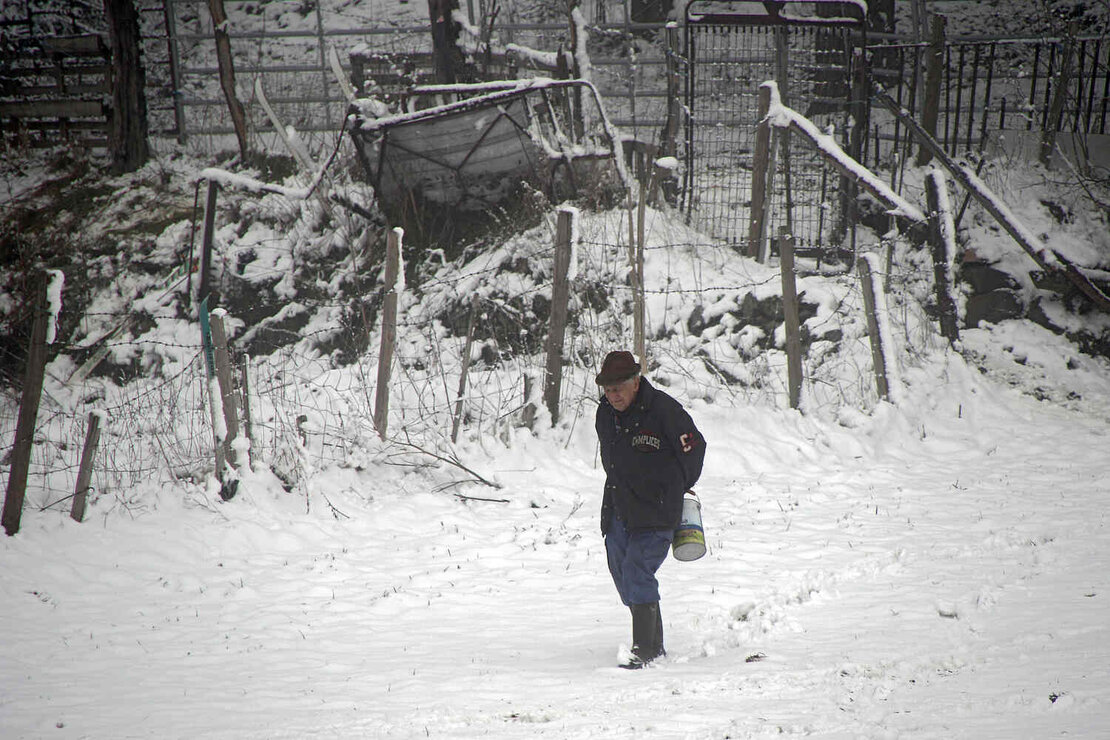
[672,491,706,562]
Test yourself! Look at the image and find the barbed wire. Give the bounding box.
[0,203,943,518]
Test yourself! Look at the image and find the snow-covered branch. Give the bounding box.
[762,82,927,224]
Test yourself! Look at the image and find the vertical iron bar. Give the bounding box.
[682,16,696,220]
[315,0,332,130]
[966,43,981,152]
[943,45,953,154]
[1073,39,1086,132]
[1041,43,1057,131]
[1084,39,1100,134]
[163,0,187,143]
[952,44,966,154]
[892,45,904,164]
[1101,44,1110,134]
[1028,43,1041,131]
[979,43,996,147]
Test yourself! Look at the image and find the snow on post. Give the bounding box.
[570,6,593,81]
[199,167,311,201]
[925,169,961,343]
[392,227,406,297]
[209,376,227,446]
[45,269,64,345]
[560,205,581,282]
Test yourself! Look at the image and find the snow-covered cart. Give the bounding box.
[347,78,628,238]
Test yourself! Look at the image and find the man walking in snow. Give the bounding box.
[594,350,705,669]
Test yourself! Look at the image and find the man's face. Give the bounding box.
[603,376,640,412]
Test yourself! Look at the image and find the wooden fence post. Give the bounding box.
[857,253,891,403]
[543,208,574,425]
[747,84,773,260]
[163,0,187,143]
[634,158,654,366]
[70,411,102,523]
[522,371,537,430]
[207,0,249,159]
[374,227,402,439]
[661,24,680,164]
[451,294,481,443]
[925,171,961,343]
[197,179,219,308]
[1040,23,1078,168]
[239,354,256,466]
[209,309,241,467]
[916,13,946,166]
[2,280,49,536]
[104,0,150,174]
[778,229,804,410]
[198,301,225,481]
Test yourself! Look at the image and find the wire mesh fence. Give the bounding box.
[866,34,1110,173]
[1,190,947,521]
[680,19,865,258]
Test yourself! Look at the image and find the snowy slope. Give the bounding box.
[2,317,1109,738]
[3,174,1110,737]
[3,1,1110,737]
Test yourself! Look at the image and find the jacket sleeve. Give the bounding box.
[595,402,614,534]
[662,399,705,490]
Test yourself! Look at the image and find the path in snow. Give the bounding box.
[3,334,1110,738]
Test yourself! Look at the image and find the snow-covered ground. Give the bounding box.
[3,166,1110,738]
[3,2,1110,737]
[4,100,1110,740]
[2,311,1109,738]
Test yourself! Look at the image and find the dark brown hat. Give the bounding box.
[595,350,641,385]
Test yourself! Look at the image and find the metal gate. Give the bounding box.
[681,1,866,256]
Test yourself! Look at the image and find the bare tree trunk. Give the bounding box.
[208,0,249,160]
[103,0,149,173]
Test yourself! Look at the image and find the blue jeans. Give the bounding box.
[605,516,674,606]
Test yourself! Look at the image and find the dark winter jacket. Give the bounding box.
[596,378,706,534]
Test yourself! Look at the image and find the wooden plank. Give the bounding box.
[41,35,108,57]
[13,82,112,97]
[2,63,111,78]
[3,119,108,132]
[781,115,926,225]
[3,136,108,149]
[0,100,105,118]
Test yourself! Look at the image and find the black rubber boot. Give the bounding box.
[656,603,666,658]
[621,602,662,669]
